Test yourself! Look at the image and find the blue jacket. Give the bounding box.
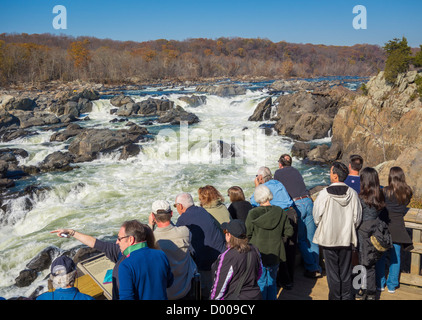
[118,245,173,300]
[36,287,95,300]
[176,205,226,271]
[250,180,293,209]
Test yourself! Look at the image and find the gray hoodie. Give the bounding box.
[312,182,362,247]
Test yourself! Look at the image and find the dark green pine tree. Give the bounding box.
[383,37,412,84]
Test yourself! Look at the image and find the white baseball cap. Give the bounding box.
[151,200,171,214]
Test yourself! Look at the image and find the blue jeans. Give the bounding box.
[375,243,401,291]
[258,264,278,300]
[293,197,321,272]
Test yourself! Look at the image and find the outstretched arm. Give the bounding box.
[50,229,96,248]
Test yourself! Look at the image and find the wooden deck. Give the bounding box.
[277,264,422,300]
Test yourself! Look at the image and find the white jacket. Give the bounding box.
[312,182,362,247]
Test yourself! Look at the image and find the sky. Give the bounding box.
[0,0,421,47]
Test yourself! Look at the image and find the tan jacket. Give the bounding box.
[203,201,231,225]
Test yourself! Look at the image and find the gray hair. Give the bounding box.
[175,192,194,209]
[254,185,273,204]
[50,270,76,289]
[257,166,272,183]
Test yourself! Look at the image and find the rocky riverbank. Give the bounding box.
[329,70,422,198]
[247,71,422,198]
[0,76,368,298]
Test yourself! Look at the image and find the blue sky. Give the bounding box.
[1,0,421,47]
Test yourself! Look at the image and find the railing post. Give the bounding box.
[411,229,421,276]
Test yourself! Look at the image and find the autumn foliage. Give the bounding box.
[68,39,91,69]
[0,32,389,86]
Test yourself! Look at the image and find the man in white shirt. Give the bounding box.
[149,200,197,300]
[313,162,362,300]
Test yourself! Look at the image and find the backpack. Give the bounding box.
[370,218,393,254]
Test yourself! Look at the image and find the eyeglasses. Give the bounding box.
[117,235,130,242]
[173,203,180,208]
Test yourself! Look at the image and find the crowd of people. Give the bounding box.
[26,153,413,301]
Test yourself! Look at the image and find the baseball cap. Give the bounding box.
[51,255,76,276]
[221,219,247,239]
[151,200,171,214]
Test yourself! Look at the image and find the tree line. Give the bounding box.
[0,33,388,86]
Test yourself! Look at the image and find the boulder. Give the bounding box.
[211,140,237,158]
[0,109,20,129]
[136,98,174,116]
[110,95,134,107]
[39,151,75,172]
[291,142,311,159]
[306,144,330,163]
[178,95,207,107]
[2,97,37,112]
[68,127,149,162]
[0,160,7,178]
[50,123,82,142]
[0,128,38,142]
[116,102,140,117]
[15,269,38,288]
[157,106,200,125]
[196,84,246,97]
[14,111,60,129]
[119,143,141,160]
[26,246,61,272]
[249,88,353,141]
[289,113,333,141]
[248,97,272,121]
[0,178,14,189]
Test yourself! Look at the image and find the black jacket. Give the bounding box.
[210,245,262,300]
[228,200,253,222]
[379,190,412,246]
[357,199,392,266]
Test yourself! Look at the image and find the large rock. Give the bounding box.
[157,106,199,125]
[110,95,135,107]
[116,103,140,117]
[248,97,272,121]
[249,87,354,141]
[2,97,37,112]
[196,84,246,97]
[39,151,75,172]
[14,111,60,129]
[0,110,20,129]
[26,246,61,272]
[49,88,100,116]
[329,71,422,197]
[50,123,83,142]
[68,126,149,162]
[0,128,38,142]
[178,95,207,107]
[15,269,38,288]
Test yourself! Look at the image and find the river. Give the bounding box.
[0,77,361,299]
